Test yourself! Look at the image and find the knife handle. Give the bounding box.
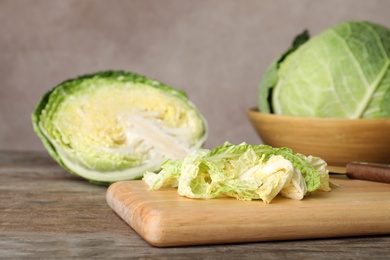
[346,162,390,184]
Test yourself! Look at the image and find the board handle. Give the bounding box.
[346,162,390,184]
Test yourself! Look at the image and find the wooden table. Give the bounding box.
[1,150,389,259]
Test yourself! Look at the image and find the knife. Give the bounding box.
[330,162,390,184]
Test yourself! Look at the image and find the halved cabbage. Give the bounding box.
[32,71,208,184]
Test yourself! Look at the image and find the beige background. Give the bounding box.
[1,0,389,151]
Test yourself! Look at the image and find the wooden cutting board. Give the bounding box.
[106,177,390,247]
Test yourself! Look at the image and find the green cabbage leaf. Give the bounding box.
[32,70,208,185]
[143,142,331,204]
[259,21,390,118]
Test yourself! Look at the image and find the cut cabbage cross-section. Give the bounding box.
[32,70,208,185]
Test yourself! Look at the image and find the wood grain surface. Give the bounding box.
[107,178,390,247]
[2,151,390,258]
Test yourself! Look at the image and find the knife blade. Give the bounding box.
[330,161,390,184]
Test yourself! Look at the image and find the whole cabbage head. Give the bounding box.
[259,20,390,118]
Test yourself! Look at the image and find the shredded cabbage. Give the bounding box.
[143,142,331,204]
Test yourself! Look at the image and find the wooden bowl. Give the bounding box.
[246,108,390,167]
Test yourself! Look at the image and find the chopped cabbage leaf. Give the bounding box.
[143,142,331,203]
